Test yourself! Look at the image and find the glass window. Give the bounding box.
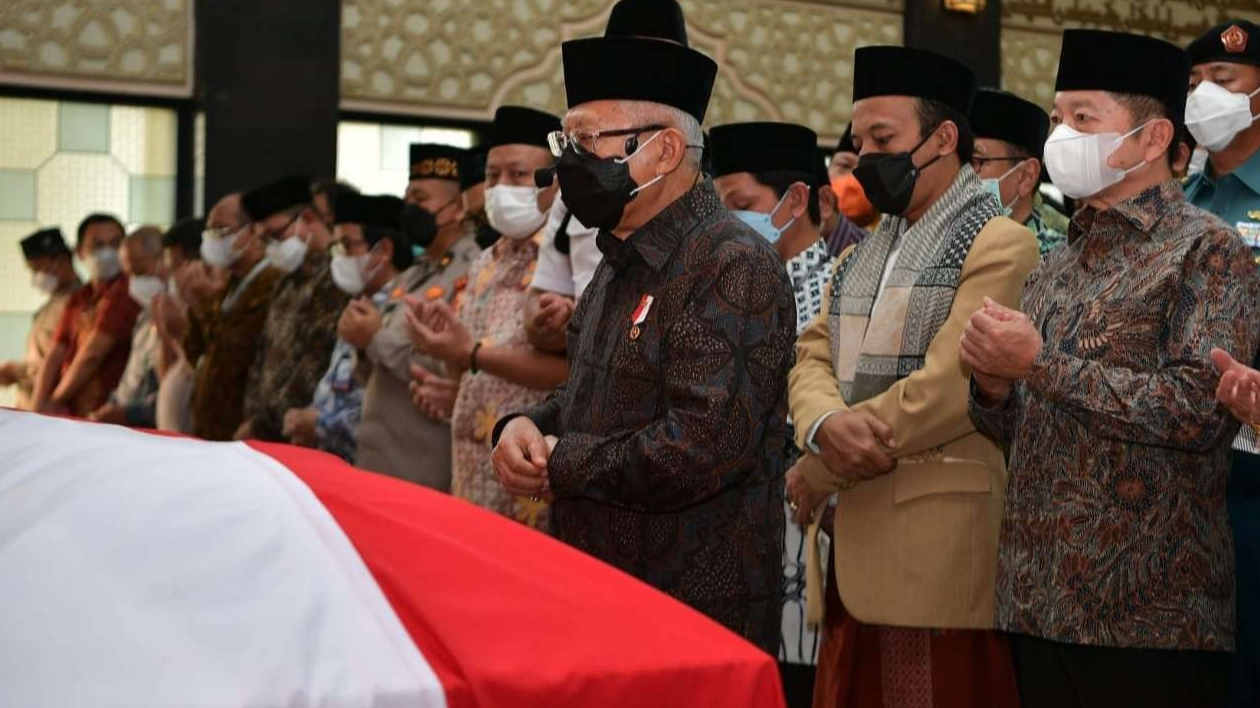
[336,120,475,196]
[0,96,177,406]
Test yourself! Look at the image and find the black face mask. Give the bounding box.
[852,127,943,216]
[399,198,458,250]
[554,146,643,232]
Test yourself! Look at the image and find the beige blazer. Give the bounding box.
[789,216,1038,630]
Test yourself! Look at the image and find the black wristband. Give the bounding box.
[469,341,483,374]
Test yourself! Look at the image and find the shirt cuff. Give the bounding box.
[1026,344,1067,402]
[967,375,1018,434]
[805,410,843,454]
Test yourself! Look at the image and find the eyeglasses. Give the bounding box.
[970,155,1025,171]
[260,208,306,242]
[201,222,252,242]
[547,124,667,158]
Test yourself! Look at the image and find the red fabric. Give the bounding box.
[813,542,1020,708]
[249,441,785,708]
[51,276,140,415]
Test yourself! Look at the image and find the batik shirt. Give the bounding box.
[969,181,1260,651]
[309,287,389,463]
[242,249,349,441]
[451,235,549,530]
[1028,194,1068,257]
[499,181,797,655]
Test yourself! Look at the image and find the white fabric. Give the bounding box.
[531,193,602,299]
[0,410,445,708]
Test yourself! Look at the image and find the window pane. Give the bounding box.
[336,120,474,197]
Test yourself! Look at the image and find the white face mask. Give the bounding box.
[86,246,121,281]
[266,232,309,274]
[330,252,374,295]
[1185,80,1260,153]
[1043,121,1152,199]
[32,271,59,294]
[128,274,165,308]
[980,160,1027,217]
[200,231,241,269]
[485,184,548,239]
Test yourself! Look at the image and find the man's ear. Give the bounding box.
[1143,118,1176,163]
[934,120,960,157]
[1019,158,1043,200]
[656,127,688,174]
[788,182,810,220]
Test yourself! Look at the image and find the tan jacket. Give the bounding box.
[790,216,1037,630]
[356,237,480,491]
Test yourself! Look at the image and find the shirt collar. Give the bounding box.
[596,179,720,272]
[1228,148,1260,196]
[1069,180,1183,243]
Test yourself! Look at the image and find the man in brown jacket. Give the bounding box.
[785,46,1038,707]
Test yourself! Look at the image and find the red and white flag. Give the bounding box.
[0,410,785,708]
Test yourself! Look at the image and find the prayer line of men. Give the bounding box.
[10,4,1260,707]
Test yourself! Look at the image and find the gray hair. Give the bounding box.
[126,226,164,259]
[619,100,703,169]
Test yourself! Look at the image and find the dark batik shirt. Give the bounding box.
[502,181,796,654]
[969,181,1260,651]
[243,249,350,441]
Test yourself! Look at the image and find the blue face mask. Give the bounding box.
[733,189,798,245]
[980,161,1025,217]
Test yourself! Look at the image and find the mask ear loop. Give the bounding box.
[769,184,807,233]
[1113,119,1159,177]
[623,131,708,196]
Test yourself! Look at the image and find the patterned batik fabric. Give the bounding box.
[515,181,796,655]
[450,236,550,531]
[787,238,836,336]
[242,249,350,442]
[970,180,1260,651]
[829,165,1001,406]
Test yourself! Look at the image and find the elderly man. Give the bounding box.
[284,194,413,463]
[235,176,349,441]
[32,214,140,417]
[963,30,1259,707]
[410,106,568,530]
[174,194,280,441]
[87,226,166,427]
[970,88,1068,256]
[0,228,80,409]
[785,46,1036,707]
[352,145,480,490]
[490,33,795,653]
[1183,22,1260,705]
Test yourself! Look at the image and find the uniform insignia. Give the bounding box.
[1223,24,1249,53]
[1247,210,1260,220]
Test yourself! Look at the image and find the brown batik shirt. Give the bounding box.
[242,249,349,441]
[969,181,1260,651]
[497,181,797,654]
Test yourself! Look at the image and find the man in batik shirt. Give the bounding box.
[236,175,349,442]
[965,30,1259,707]
[491,33,795,653]
[284,194,412,464]
[411,106,569,531]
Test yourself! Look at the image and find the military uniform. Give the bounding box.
[356,236,480,490]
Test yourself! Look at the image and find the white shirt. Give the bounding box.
[529,193,602,299]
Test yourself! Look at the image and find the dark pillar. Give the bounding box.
[904,0,1002,88]
[196,0,340,206]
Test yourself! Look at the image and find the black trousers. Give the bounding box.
[1009,634,1229,708]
